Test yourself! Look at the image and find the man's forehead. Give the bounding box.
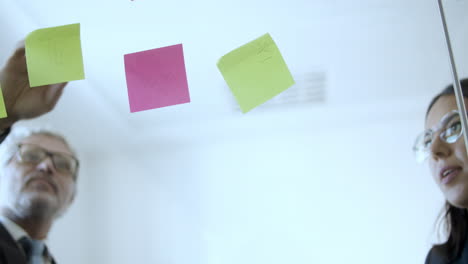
[20,134,72,154]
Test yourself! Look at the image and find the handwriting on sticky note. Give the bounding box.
[141,72,175,97]
[254,39,275,63]
[44,39,66,66]
[217,33,295,113]
[25,23,85,87]
[124,44,191,113]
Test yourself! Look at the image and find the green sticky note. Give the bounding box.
[25,23,85,87]
[0,84,7,118]
[217,33,295,113]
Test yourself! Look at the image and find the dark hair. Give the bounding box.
[426,79,468,117]
[426,78,468,262]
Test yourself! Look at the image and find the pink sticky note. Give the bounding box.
[124,44,190,113]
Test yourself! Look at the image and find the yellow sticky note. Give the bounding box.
[0,84,7,118]
[25,23,85,87]
[217,33,295,113]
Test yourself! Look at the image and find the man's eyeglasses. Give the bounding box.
[413,110,463,163]
[15,143,79,176]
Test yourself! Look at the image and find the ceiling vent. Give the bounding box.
[229,71,327,112]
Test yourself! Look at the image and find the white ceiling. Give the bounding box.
[0,0,467,151]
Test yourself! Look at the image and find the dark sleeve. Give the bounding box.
[425,247,446,264]
[0,127,11,144]
[425,249,432,264]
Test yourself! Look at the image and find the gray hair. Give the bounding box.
[0,126,79,179]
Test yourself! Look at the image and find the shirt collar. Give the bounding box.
[0,215,48,243]
[0,215,29,241]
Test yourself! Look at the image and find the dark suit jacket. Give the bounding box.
[0,222,28,264]
[0,222,56,264]
[0,129,26,264]
[425,242,468,264]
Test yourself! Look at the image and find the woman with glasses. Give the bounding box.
[415,78,468,264]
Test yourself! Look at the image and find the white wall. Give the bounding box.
[198,108,441,264]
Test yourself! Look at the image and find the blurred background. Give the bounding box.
[1,0,468,263]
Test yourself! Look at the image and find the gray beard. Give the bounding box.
[14,192,58,220]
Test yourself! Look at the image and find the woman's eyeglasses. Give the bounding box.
[413,110,463,163]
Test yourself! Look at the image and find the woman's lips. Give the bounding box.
[440,166,462,185]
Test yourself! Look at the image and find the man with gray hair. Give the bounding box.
[0,43,77,264]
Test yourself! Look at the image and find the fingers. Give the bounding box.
[5,43,27,73]
[15,40,25,50]
[10,41,25,61]
[12,43,25,58]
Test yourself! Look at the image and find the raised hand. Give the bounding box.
[0,42,67,130]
